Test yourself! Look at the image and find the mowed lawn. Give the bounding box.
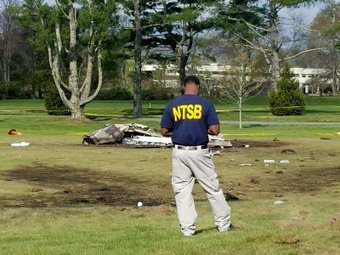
[0,96,340,122]
[0,98,339,254]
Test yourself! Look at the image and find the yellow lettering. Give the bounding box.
[194,105,202,119]
[173,104,202,121]
[172,106,181,121]
[180,105,187,120]
[186,104,194,119]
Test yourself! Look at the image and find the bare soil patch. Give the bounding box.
[0,164,172,208]
[241,167,340,196]
[230,139,288,148]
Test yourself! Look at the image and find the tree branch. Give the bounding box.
[282,47,325,61]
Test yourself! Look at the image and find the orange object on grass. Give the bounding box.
[8,129,22,135]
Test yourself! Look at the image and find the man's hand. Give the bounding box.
[208,125,220,136]
[161,128,172,137]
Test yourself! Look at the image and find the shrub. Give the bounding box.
[269,66,305,116]
[96,87,133,100]
[141,83,174,100]
[44,87,70,115]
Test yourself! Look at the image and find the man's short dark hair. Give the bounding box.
[183,75,200,86]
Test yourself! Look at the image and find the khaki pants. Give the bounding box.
[171,148,231,235]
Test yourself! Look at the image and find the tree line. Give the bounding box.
[0,0,338,119]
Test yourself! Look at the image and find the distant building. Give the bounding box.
[142,64,335,94]
[290,68,331,94]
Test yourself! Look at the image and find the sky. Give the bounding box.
[280,2,326,25]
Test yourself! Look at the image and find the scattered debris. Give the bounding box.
[137,201,143,208]
[273,137,280,142]
[264,159,275,164]
[8,129,22,135]
[240,163,252,167]
[275,194,284,197]
[241,144,250,148]
[225,191,241,201]
[276,170,283,174]
[208,135,232,152]
[280,160,290,164]
[281,149,296,154]
[83,123,232,149]
[274,200,285,205]
[10,142,29,147]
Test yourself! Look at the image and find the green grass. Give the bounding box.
[0,99,339,254]
[0,96,339,122]
[0,135,339,254]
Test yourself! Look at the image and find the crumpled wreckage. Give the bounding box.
[83,123,232,149]
[83,123,172,147]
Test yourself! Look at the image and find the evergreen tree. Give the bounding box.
[269,65,305,116]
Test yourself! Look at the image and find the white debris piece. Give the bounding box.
[274,200,285,205]
[280,160,290,164]
[240,163,252,166]
[11,142,30,147]
[264,159,275,164]
[137,201,143,208]
[130,136,172,147]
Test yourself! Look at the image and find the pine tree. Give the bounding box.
[269,65,305,116]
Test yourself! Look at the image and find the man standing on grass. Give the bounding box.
[160,75,231,237]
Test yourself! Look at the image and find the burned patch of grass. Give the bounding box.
[0,164,172,208]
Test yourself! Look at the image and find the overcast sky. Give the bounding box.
[281,2,326,25]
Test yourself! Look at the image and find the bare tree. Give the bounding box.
[44,0,107,120]
[308,1,339,95]
[220,48,264,129]
[228,0,323,92]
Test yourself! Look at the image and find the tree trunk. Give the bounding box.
[268,2,280,92]
[68,6,81,120]
[133,0,142,117]
[331,59,337,96]
[119,61,126,89]
[178,32,193,86]
[270,50,280,92]
[179,59,187,86]
[70,94,82,119]
[238,99,242,129]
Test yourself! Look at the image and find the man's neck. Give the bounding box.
[184,92,198,95]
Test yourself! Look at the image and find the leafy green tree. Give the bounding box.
[269,65,305,116]
[145,0,216,86]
